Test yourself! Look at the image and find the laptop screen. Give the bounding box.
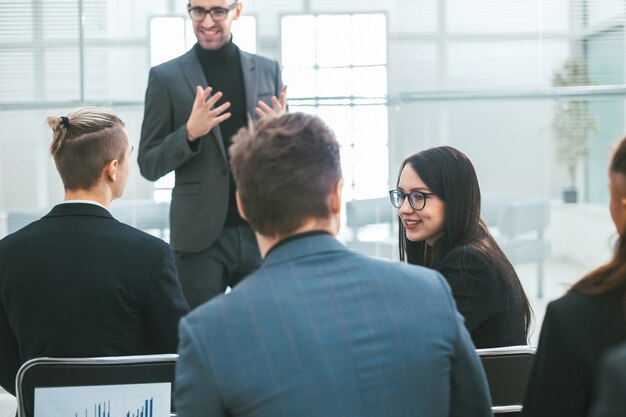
[34,383,171,417]
[17,356,177,417]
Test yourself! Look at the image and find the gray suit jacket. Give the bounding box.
[175,233,492,417]
[138,46,283,252]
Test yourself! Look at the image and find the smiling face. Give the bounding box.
[397,164,446,246]
[189,0,242,51]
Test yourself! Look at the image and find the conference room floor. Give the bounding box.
[0,256,584,415]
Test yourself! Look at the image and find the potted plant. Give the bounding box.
[552,56,597,203]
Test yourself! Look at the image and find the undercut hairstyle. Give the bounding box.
[397,146,532,336]
[47,107,127,191]
[573,135,626,312]
[230,112,342,237]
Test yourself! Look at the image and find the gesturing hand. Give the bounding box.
[255,85,288,119]
[186,86,232,141]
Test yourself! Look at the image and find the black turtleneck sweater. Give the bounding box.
[194,39,247,226]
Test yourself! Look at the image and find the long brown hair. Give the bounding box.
[572,135,626,308]
[397,146,532,336]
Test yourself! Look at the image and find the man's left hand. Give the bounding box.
[255,85,288,118]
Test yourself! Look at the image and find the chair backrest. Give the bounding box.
[6,210,46,234]
[15,354,178,417]
[496,198,550,239]
[482,197,549,239]
[346,197,394,229]
[476,345,536,415]
[108,200,170,233]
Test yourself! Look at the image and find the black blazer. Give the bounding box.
[435,246,527,348]
[589,341,626,417]
[522,289,626,417]
[0,203,190,395]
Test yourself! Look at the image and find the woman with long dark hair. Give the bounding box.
[390,146,531,348]
[522,136,626,417]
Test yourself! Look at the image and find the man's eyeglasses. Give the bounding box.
[188,2,238,22]
[389,189,435,211]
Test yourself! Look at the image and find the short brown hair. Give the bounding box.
[230,112,342,237]
[47,107,127,191]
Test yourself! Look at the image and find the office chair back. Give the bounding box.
[477,345,536,415]
[15,354,178,417]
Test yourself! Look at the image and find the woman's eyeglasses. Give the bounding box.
[388,189,435,211]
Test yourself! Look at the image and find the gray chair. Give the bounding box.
[5,210,46,234]
[15,354,178,417]
[344,197,397,258]
[477,345,536,416]
[482,197,551,298]
[109,199,170,239]
[5,200,171,238]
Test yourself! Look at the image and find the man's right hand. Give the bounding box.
[186,86,232,141]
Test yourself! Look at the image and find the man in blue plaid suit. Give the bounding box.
[175,112,492,417]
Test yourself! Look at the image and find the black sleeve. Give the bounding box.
[589,345,626,417]
[436,247,498,332]
[143,242,190,353]
[0,295,20,395]
[522,302,589,417]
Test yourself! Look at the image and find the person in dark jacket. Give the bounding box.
[391,146,531,348]
[0,107,189,395]
[523,135,626,417]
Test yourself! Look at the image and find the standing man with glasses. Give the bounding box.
[139,0,287,309]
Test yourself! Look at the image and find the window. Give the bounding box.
[150,15,256,67]
[281,13,388,203]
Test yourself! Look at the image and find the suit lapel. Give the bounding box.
[180,48,206,96]
[179,47,227,162]
[240,51,258,119]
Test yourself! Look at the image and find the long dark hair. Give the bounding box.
[397,146,532,336]
[572,136,626,310]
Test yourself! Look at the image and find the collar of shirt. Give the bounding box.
[59,200,110,213]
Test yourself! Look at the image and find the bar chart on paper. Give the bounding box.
[33,383,171,417]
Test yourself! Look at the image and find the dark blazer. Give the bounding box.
[436,246,527,348]
[0,203,190,395]
[175,233,492,417]
[138,46,283,253]
[522,289,626,417]
[589,341,626,417]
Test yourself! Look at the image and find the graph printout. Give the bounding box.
[34,383,171,417]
